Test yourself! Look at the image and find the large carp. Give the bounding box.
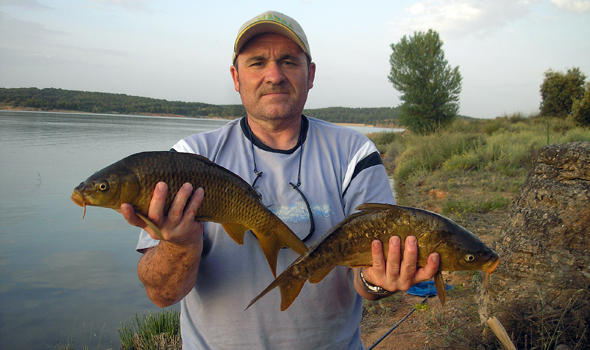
[247,203,500,311]
[71,151,308,277]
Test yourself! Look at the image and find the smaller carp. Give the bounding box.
[71,151,308,278]
[247,203,500,311]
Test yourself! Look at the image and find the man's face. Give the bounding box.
[231,33,316,124]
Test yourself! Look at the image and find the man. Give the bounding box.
[121,11,439,349]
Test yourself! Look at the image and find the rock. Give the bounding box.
[477,141,590,346]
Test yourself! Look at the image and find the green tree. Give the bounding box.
[539,67,586,118]
[572,83,590,126]
[388,29,462,134]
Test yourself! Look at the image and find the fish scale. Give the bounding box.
[71,151,308,278]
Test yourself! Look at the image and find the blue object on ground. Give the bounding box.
[407,281,453,297]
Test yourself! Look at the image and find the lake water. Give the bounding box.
[0,110,397,349]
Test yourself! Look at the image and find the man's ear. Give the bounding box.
[230,65,240,92]
[307,62,316,90]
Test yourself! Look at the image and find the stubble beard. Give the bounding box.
[240,81,309,125]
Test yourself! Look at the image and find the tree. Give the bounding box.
[388,29,462,134]
[572,83,590,126]
[539,67,586,118]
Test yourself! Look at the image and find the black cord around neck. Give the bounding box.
[245,118,315,242]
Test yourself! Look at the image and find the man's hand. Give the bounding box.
[355,236,439,300]
[120,182,204,246]
[121,181,205,307]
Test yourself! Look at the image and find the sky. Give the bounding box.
[1,0,589,119]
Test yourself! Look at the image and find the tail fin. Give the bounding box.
[246,268,307,312]
[272,218,308,255]
[254,218,308,278]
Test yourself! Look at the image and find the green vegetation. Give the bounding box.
[368,113,590,220]
[388,29,462,134]
[540,67,587,119]
[572,82,590,126]
[303,106,399,126]
[0,87,244,118]
[0,87,400,125]
[118,310,181,350]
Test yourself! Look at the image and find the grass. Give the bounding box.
[442,196,512,217]
[118,310,181,350]
[497,290,590,350]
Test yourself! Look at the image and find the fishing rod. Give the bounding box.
[367,295,429,350]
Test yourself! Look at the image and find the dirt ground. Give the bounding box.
[360,211,507,350]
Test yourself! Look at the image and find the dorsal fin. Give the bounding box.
[355,203,396,212]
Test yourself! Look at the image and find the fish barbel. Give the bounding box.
[247,203,500,311]
[71,151,308,277]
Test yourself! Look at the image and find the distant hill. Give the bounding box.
[0,87,400,126]
[303,106,399,126]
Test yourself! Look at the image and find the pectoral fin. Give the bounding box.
[434,271,447,306]
[136,213,165,241]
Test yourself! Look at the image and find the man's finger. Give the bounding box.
[414,253,440,283]
[179,187,204,227]
[167,183,194,225]
[370,240,385,275]
[386,236,402,278]
[148,182,168,224]
[399,236,419,282]
[121,203,146,228]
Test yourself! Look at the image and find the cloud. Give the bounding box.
[0,11,124,72]
[0,11,64,48]
[88,0,152,12]
[388,0,541,37]
[0,0,52,9]
[550,0,590,12]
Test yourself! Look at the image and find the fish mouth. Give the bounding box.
[482,257,500,288]
[71,189,87,218]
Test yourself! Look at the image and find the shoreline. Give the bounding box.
[0,107,231,120]
[0,107,399,128]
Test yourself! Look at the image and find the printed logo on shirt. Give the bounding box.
[271,201,331,223]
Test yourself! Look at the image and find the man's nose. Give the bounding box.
[265,62,286,84]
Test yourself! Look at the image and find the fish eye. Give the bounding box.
[98,181,109,191]
[464,254,475,262]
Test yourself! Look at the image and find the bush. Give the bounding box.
[540,67,586,118]
[572,84,590,126]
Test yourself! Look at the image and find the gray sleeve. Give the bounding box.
[341,141,395,216]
